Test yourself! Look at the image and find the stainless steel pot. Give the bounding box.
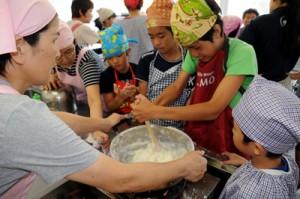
[41,88,77,113]
[110,125,195,190]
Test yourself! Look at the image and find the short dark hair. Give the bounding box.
[0,16,54,77]
[243,134,281,159]
[242,8,259,19]
[199,0,223,42]
[71,0,94,18]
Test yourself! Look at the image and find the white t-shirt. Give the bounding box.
[67,20,100,46]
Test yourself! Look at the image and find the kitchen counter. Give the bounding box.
[97,173,220,199]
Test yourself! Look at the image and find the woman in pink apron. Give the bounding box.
[99,24,139,114]
[44,20,108,149]
[0,2,206,197]
[131,0,258,155]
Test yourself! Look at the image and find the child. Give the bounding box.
[222,15,242,38]
[131,0,258,155]
[96,8,116,31]
[99,24,139,114]
[116,0,153,64]
[220,76,300,198]
[136,0,195,130]
[239,8,259,36]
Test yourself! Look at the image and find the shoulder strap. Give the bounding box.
[71,23,82,32]
[76,47,89,68]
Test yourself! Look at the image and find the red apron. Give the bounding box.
[114,65,136,114]
[0,84,37,199]
[184,51,240,154]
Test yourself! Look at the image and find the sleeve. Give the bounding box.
[226,40,258,76]
[238,20,257,45]
[78,25,100,46]
[100,69,114,93]
[135,54,151,82]
[4,100,99,184]
[78,50,101,87]
[182,51,199,74]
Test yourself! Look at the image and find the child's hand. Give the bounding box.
[221,151,247,166]
[120,83,138,98]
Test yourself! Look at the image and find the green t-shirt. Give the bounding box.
[182,38,258,108]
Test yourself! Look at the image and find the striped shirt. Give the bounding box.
[57,45,102,88]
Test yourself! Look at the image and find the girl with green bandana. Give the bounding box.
[131,0,258,155]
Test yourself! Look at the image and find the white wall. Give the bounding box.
[49,0,270,29]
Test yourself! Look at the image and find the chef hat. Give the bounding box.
[97,8,115,24]
[146,0,174,28]
[124,0,143,11]
[55,20,74,50]
[170,0,217,46]
[233,76,300,154]
[0,0,56,54]
[99,24,138,58]
[222,15,242,38]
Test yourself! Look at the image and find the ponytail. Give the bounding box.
[282,0,300,53]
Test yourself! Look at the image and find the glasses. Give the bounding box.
[56,46,76,62]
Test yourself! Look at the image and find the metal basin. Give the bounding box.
[110,125,194,190]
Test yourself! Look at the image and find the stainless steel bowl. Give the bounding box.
[110,125,195,163]
[110,125,194,190]
[41,88,77,113]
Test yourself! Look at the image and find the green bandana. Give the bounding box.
[171,0,217,46]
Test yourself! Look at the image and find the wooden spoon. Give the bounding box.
[145,121,158,145]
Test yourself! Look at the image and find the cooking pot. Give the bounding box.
[41,88,77,113]
[110,125,195,190]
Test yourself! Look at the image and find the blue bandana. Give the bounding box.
[99,24,138,58]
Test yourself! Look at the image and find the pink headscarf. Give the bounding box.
[222,15,242,38]
[56,20,74,50]
[0,0,56,54]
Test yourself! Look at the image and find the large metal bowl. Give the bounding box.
[110,125,194,190]
[110,125,195,164]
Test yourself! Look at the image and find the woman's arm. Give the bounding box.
[86,84,103,118]
[66,150,207,193]
[53,112,126,135]
[132,75,245,122]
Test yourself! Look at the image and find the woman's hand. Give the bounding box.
[93,131,110,150]
[221,151,247,166]
[104,113,127,132]
[130,94,155,122]
[43,73,62,90]
[179,150,207,182]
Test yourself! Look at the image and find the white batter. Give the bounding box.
[131,142,187,163]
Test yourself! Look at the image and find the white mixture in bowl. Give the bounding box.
[131,142,188,163]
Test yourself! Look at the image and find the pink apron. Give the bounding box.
[0,84,37,199]
[56,47,88,103]
[114,65,136,114]
[184,51,240,155]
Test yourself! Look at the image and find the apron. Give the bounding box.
[147,48,190,129]
[114,65,136,114]
[56,47,88,103]
[0,84,37,199]
[184,51,240,154]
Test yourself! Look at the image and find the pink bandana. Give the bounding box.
[56,20,74,50]
[222,15,242,38]
[0,0,56,54]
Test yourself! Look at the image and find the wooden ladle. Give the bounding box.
[145,121,158,145]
